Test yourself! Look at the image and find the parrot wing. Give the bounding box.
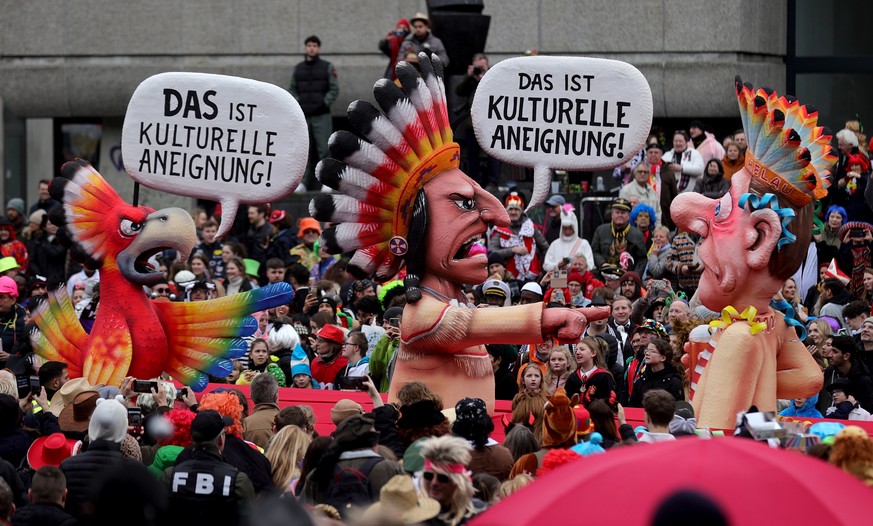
[82,329,133,388]
[30,286,89,378]
[152,282,294,391]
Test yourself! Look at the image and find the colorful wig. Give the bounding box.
[162,408,195,447]
[629,202,657,232]
[199,391,244,437]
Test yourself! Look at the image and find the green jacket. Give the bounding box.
[369,335,400,392]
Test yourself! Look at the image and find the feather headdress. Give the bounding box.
[735,76,835,207]
[310,53,459,281]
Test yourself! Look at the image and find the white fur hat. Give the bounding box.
[88,395,128,444]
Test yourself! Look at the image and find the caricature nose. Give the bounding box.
[672,192,714,237]
[477,190,510,227]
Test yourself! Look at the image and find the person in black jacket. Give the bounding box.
[0,393,59,469]
[0,458,26,509]
[821,335,873,414]
[486,345,518,402]
[0,278,27,365]
[24,211,67,290]
[174,391,274,495]
[60,396,140,522]
[628,338,684,407]
[163,410,254,524]
[289,35,340,192]
[10,466,78,526]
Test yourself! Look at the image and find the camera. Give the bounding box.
[472,66,483,76]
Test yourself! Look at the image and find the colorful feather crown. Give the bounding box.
[310,53,458,281]
[735,76,836,207]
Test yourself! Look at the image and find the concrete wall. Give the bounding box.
[0,0,786,120]
[0,0,786,205]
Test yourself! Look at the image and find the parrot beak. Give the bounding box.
[117,207,198,286]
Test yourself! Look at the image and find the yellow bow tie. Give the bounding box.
[708,305,768,335]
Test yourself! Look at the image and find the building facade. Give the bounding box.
[0,0,851,209]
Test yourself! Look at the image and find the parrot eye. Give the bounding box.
[119,219,144,237]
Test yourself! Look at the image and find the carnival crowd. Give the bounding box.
[0,12,873,526]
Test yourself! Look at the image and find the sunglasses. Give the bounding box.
[153,287,170,294]
[422,471,451,484]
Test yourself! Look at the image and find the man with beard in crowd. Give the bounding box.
[592,198,646,276]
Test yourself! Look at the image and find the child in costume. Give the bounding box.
[671,78,830,429]
[309,53,606,411]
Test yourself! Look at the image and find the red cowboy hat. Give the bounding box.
[27,433,79,469]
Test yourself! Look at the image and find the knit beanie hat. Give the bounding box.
[6,198,24,216]
[331,399,364,426]
[88,395,128,444]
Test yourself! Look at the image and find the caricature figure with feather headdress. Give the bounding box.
[310,54,607,411]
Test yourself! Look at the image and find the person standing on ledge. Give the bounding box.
[290,35,339,192]
[397,12,449,67]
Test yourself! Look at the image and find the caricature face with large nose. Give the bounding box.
[670,168,783,311]
[423,168,509,285]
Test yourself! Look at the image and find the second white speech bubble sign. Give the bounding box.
[121,72,309,238]
[472,56,653,208]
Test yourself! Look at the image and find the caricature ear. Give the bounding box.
[745,209,782,270]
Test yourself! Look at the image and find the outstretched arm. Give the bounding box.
[402,297,607,353]
[776,324,824,399]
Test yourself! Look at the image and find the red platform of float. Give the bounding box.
[190,384,873,440]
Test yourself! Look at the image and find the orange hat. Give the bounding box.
[298,217,322,234]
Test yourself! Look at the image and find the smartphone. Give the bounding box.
[336,376,368,391]
[29,376,41,396]
[389,317,400,328]
[552,269,569,289]
[127,407,143,427]
[15,376,30,399]
[175,387,189,401]
[650,279,666,291]
[850,228,865,239]
[133,380,159,394]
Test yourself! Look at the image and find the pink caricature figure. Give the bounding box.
[310,53,608,412]
[671,78,832,429]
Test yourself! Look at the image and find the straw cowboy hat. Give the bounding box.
[363,475,440,523]
[49,377,98,417]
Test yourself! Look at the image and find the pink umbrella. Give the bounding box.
[472,437,873,526]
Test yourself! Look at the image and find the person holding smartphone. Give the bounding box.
[838,221,873,299]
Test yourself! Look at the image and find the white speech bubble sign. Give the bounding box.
[122,72,308,238]
[472,56,653,209]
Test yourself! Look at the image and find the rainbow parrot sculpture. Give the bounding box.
[30,160,293,391]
